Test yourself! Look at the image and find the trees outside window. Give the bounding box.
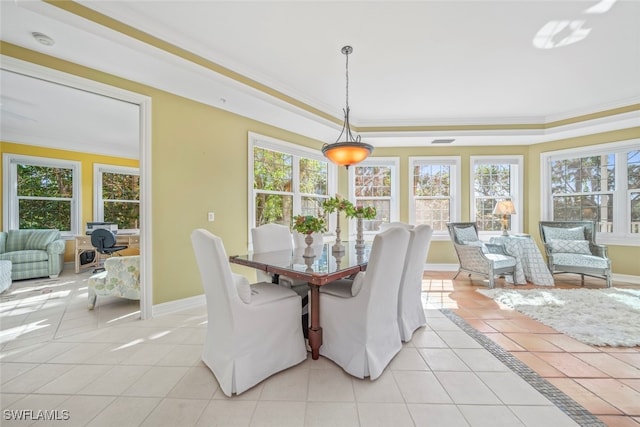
[3,154,81,236]
[409,157,460,235]
[95,164,140,231]
[542,140,640,244]
[471,156,522,234]
[249,133,335,238]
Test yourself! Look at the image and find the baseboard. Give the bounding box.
[612,273,640,285]
[424,263,459,271]
[152,294,206,317]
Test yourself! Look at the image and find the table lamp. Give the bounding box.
[493,200,516,235]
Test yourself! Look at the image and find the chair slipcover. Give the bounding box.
[446,222,517,289]
[397,224,433,341]
[539,221,612,287]
[319,227,410,379]
[190,229,306,396]
[87,255,140,309]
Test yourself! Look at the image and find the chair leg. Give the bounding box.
[452,270,461,280]
[581,274,585,286]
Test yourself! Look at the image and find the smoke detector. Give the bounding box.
[32,32,55,46]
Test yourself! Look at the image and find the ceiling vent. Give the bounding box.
[431,138,455,144]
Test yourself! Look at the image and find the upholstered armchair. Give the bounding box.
[87,255,140,309]
[446,222,517,289]
[539,221,611,287]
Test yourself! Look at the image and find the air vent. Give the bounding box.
[431,139,455,144]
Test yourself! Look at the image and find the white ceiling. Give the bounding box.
[1,0,639,159]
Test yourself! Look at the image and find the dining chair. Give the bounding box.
[397,224,433,341]
[190,229,306,396]
[446,222,517,289]
[539,221,611,287]
[318,227,410,379]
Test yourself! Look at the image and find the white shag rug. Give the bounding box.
[477,287,640,347]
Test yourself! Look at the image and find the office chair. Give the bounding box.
[90,228,128,273]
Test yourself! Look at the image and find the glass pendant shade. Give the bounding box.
[322,45,373,168]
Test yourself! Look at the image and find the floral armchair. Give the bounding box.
[446,222,517,289]
[539,221,611,287]
[87,255,140,309]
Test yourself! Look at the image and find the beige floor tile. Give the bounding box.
[167,365,219,400]
[304,402,359,427]
[139,398,208,427]
[249,401,306,427]
[435,372,502,405]
[356,402,414,427]
[36,364,112,394]
[156,344,202,366]
[388,347,429,371]
[307,368,355,402]
[1,393,70,426]
[458,404,526,427]
[258,364,309,401]
[509,405,580,427]
[418,348,470,371]
[1,364,75,393]
[352,369,404,403]
[85,396,161,427]
[194,400,257,427]
[79,365,152,396]
[0,394,26,410]
[410,329,448,348]
[59,395,117,427]
[0,362,39,383]
[453,348,512,372]
[122,366,190,397]
[436,331,483,348]
[392,371,452,404]
[407,403,470,427]
[475,372,552,405]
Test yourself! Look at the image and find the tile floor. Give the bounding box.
[0,269,638,426]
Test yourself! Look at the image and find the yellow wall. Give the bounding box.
[0,142,140,261]
[2,42,638,306]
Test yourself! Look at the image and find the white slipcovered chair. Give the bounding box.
[318,227,410,379]
[397,224,434,341]
[190,229,306,396]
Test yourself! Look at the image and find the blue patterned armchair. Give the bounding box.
[447,222,517,289]
[87,255,140,309]
[539,221,611,287]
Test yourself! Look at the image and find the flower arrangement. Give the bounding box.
[292,215,327,235]
[345,205,377,220]
[322,195,353,214]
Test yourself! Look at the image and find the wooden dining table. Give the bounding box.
[229,242,370,359]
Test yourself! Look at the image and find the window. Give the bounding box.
[3,154,81,237]
[471,156,523,234]
[249,133,336,238]
[348,157,399,234]
[94,164,140,232]
[541,140,640,245]
[409,156,461,237]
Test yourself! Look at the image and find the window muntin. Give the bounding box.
[349,158,399,233]
[94,165,140,232]
[3,154,81,237]
[249,133,335,236]
[471,156,523,235]
[409,157,460,236]
[541,140,640,245]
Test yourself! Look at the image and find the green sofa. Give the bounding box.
[0,229,66,280]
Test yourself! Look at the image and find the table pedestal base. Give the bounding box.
[308,285,323,359]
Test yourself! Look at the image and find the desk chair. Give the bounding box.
[90,229,128,273]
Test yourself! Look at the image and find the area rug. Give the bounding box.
[477,287,640,347]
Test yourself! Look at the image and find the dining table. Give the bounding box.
[229,242,370,360]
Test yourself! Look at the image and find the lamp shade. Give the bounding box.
[322,141,373,167]
[493,200,516,215]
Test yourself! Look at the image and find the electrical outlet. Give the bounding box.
[207,212,215,222]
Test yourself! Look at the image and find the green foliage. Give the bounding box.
[322,196,352,213]
[292,215,327,234]
[345,205,377,220]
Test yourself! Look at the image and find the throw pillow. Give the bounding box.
[25,230,59,251]
[454,226,478,243]
[543,226,585,241]
[351,271,366,297]
[232,273,251,304]
[463,240,488,254]
[549,239,591,254]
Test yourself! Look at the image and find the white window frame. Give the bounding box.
[248,132,337,248]
[93,163,140,234]
[348,157,400,239]
[470,155,524,236]
[409,156,461,241]
[541,139,640,246]
[2,153,81,238]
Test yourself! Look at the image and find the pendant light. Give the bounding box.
[321,46,373,168]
